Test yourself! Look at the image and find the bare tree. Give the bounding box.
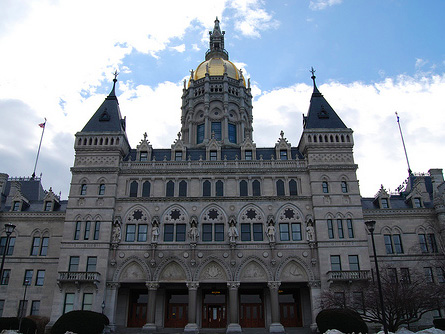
[321,269,445,332]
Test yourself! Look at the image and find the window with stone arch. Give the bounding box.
[252,180,261,196]
[163,207,187,242]
[179,180,187,197]
[239,206,265,242]
[201,207,226,242]
[125,208,149,242]
[276,179,285,196]
[203,180,211,197]
[277,206,304,242]
[129,181,138,197]
[289,179,297,195]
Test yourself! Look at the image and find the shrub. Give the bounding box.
[19,317,38,334]
[0,317,19,331]
[434,318,445,330]
[26,315,50,334]
[51,310,109,334]
[316,308,368,334]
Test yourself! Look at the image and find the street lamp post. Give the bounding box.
[19,279,30,331]
[0,223,16,283]
[365,220,389,334]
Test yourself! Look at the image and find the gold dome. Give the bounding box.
[191,58,246,87]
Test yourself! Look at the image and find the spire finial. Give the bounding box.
[113,70,119,82]
[310,67,316,86]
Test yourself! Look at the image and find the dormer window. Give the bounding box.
[280,150,288,160]
[12,201,21,211]
[413,198,422,208]
[175,151,183,161]
[380,198,389,209]
[210,151,217,161]
[140,152,148,162]
[245,150,252,160]
[44,201,52,211]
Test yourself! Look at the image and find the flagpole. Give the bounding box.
[395,112,412,176]
[32,118,47,179]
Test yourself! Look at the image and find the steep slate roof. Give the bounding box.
[81,78,126,133]
[304,72,347,129]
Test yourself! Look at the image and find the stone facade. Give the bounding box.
[0,18,444,334]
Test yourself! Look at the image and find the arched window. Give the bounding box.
[142,181,150,197]
[289,179,297,195]
[216,180,224,197]
[197,124,205,144]
[203,180,211,197]
[322,181,329,194]
[228,123,236,143]
[240,180,248,197]
[252,180,261,196]
[129,181,138,197]
[80,184,87,196]
[179,180,187,197]
[276,180,285,196]
[166,181,175,197]
[341,181,348,193]
[98,184,105,195]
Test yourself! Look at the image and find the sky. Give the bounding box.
[0,0,444,200]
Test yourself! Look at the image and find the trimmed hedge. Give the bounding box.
[316,308,368,334]
[26,315,50,334]
[434,318,445,330]
[0,317,37,334]
[51,310,109,334]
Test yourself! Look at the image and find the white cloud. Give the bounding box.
[309,0,343,11]
[170,44,186,53]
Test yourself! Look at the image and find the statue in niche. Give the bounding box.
[151,221,160,243]
[266,222,276,242]
[112,222,121,243]
[306,220,315,242]
[189,221,199,243]
[228,221,239,243]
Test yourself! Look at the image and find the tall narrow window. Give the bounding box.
[279,223,290,241]
[210,151,217,161]
[289,179,297,196]
[36,270,45,286]
[393,234,404,254]
[176,224,186,242]
[74,221,81,240]
[12,201,20,211]
[419,234,428,253]
[322,181,329,193]
[142,181,150,197]
[140,151,148,161]
[40,237,49,256]
[202,224,212,242]
[31,301,40,315]
[347,219,354,238]
[31,237,40,256]
[24,270,33,285]
[175,151,183,161]
[327,219,334,239]
[348,255,360,271]
[203,180,211,197]
[240,180,248,197]
[341,181,348,193]
[384,234,394,254]
[86,257,97,272]
[400,268,411,283]
[228,123,236,143]
[211,122,221,140]
[68,256,79,272]
[179,180,187,197]
[276,180,285,196]
[330,255,342,271]
[337,219,344,239]
[137,225,148,242]
[216,180,224,197]
[166,180,175,197]
[197,124,205,144]
[214,224,224,241]
[84,221,91,240]
[93,222,100,240]
[291,223,302,241]
[98,184,105,195]
[253,224,263,241]
[164,224,174,242]
[252,180,261,196]
[80,184,87,195]
[0,269,10,285]
[82,293,93,311]
[424,267,434,283]
[428,234,438,253]
[245,150,252,160]
[63,293,75,314]
[241,224,251,241]
[126,224,136,242]
[130,181,138,197]
[280,150,288,160]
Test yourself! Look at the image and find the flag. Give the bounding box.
[39,122,45,128]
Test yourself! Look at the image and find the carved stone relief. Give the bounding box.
[280,261,308,282]
[121,262,146,282]
[200,262,227,281]
[159,262,186,281]
[240,262,267,281]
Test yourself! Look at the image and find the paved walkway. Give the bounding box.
[114,327,311,334]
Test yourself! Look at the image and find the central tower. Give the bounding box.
[180,17,253,148]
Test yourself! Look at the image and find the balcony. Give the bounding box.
[57,271,100,291]
[327,270,370,283]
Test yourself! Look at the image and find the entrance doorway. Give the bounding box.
[165,291,188,328]
[127,290,147,327]
[239,291,265,328]
[202,290,227,328]
[279,289,302,327]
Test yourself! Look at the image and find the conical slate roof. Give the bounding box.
[304,71,347,129]
[81,78,126,133]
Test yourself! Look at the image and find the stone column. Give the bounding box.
[308,281,322,333]
[142,281,159,333]
[268,281,285,334]
[226,282,241,333]
[105,282,120,332]
[185,281,199,333]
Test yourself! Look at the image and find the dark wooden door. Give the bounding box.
[202,304,226,328]
[240,303,265,328]
[280,302,302,327]
[165,303,188,328]
[127,302,147,327]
